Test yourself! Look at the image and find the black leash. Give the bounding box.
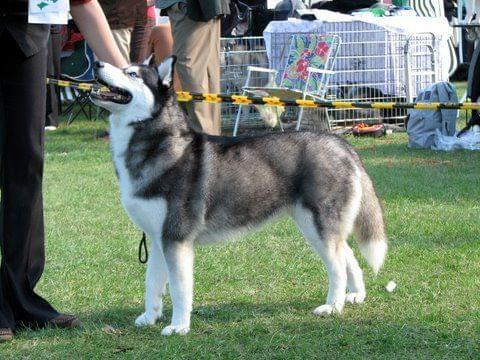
[139,232,148,264]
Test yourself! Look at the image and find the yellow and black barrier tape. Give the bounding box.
[47,78,480,111]
[47,78,109,92]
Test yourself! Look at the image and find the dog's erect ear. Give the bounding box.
[143,54,155,67]
[157,56,176,88]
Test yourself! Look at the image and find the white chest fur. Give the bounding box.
[109,119,168,239]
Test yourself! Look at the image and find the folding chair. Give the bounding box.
[233,34,341,136]
[60,39,104,124]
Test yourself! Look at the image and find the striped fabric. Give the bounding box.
[408,0,458,76]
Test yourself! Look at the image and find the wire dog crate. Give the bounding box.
[220,21,447,132]
[267,22,444,128]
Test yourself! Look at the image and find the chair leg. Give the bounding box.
[61,100,75,117]
[279,117,284,131]
[67,101,80,125]
[324,108,332,132]
[67,103,81,125]
[95,105,100,121]
[67,97,88,125]
[296,107,305,131]
[88,100,92,120]
[77,95,91,120]
[233,104,243,136]
[60,88,76,122]
[67,110,74,125]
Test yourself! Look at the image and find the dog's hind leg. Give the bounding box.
[345,243,366,304]
[161,240,194,336]
[135,238,168,326]
[292,204,348,316]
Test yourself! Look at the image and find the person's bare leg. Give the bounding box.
[150,24,180,90]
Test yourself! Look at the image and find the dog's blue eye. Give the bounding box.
[128,72,138,78]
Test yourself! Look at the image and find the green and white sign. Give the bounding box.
[28,0,70,24]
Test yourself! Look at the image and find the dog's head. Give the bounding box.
[90,56,176,120]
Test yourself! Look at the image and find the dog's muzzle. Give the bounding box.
[91,62,133,105]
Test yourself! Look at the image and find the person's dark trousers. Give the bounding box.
[130,17,155,63]
[0,31,59,330]
[458,44,480,136]
[45,26,63,128]
[467,45,480,123]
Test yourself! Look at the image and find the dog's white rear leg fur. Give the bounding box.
[135,239,168,326]
[292,205,347,316]
[161,241,194,336]
[312,242,347,316]
[345,243,366,304]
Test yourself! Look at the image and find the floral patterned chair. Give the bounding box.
[233,34,341,136]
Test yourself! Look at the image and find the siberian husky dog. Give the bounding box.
[90,57,387,336]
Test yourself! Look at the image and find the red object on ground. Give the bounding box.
[352,123,386,137]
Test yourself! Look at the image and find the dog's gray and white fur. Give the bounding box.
[91,57,387,336]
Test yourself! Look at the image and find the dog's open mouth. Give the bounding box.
[91,78,132,104]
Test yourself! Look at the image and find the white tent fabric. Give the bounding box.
[408,0,458,76]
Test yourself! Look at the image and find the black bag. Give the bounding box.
[221,0,252,36]
[221,0,275,37]
[312,0,377,13]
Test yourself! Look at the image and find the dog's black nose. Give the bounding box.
[93,61,104,70]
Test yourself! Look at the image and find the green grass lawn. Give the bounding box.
[1,114,479,359]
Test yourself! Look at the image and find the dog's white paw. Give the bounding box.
[135,312,160,327]
[346,292,366,304]
[313,304,343,316]
[161,324,190,336]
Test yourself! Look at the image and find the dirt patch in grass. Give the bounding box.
[373,157,454,168]
[408,158,454,167]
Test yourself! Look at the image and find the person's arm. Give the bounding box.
[70,0,128,68]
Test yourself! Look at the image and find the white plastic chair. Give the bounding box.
[233,34,341,135]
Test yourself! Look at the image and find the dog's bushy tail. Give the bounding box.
[353,171,388,274]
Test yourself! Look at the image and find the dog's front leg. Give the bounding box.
[135,239,168,326]
[161,240,194,336]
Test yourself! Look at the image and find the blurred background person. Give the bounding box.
[156,0,230,135]
[131,0,156,63]
[148,17,180,89]
[99,0,156,63]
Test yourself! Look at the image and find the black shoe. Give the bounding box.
[0,328,13,342]
[48,314,81,329]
